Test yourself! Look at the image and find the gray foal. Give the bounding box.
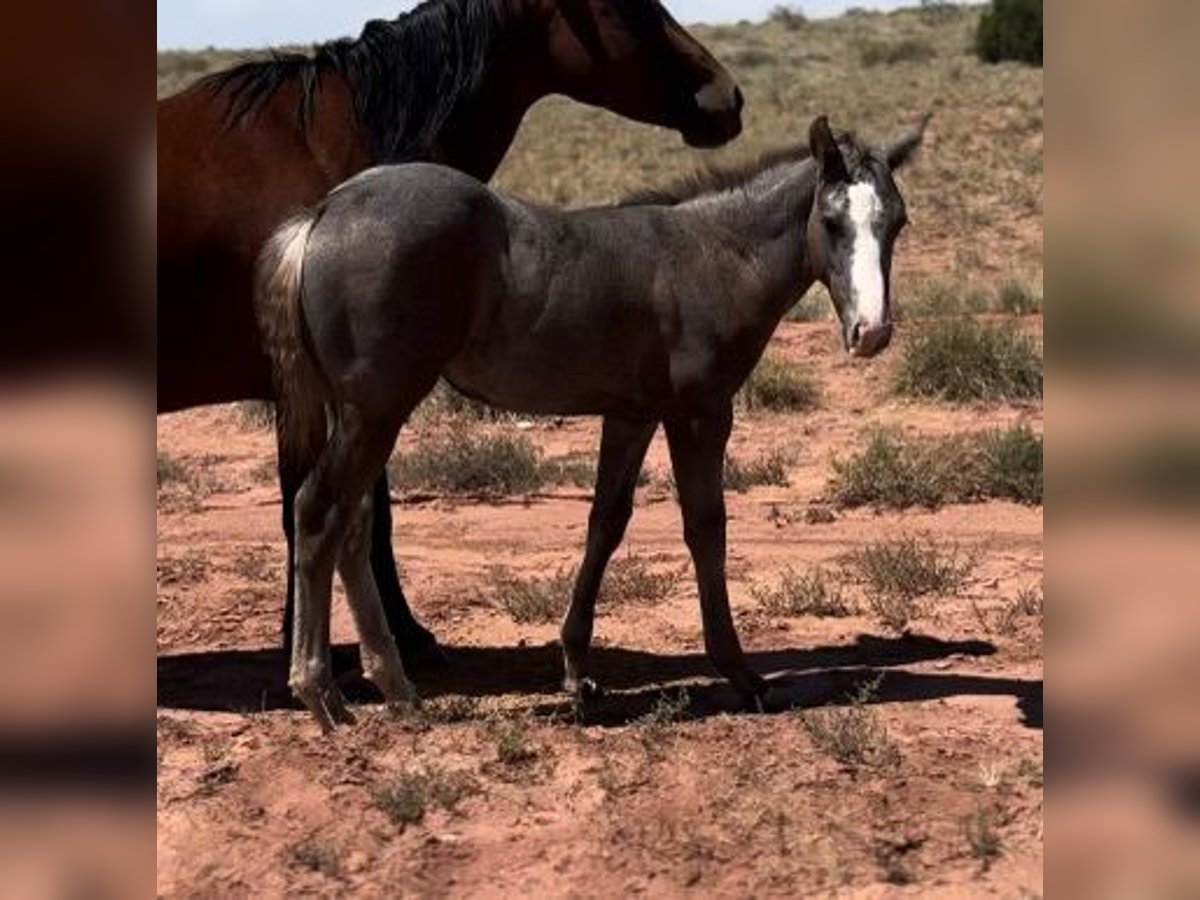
[256,115,926,730]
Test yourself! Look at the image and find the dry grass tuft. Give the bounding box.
[487,565,573,624]
[844,534,973,631]
[600,553,685,606]
[800,676,899,769]
[288,837,343,878]
[371,766,478,829]
[486,715,539,767]
[725,449,791,492]
[635,688,691,759]
[751,566,854,617]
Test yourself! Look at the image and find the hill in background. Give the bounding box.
[158,4,1042,300]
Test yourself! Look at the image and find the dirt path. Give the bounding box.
[157,321,1042,897]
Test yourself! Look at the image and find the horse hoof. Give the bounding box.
[738,677,773,714]
[564,676,603,700]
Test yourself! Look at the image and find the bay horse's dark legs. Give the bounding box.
[367,475,443,663]
[280,472,442,667]
[664,405,768,707]
[561,417,658,696]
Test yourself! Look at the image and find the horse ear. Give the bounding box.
[809,115,847,184]
[885,113,931,171]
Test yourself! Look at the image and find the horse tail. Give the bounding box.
[254,207,328,490]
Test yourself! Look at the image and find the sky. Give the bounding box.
[157,0,923,50]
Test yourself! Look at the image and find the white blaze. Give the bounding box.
[846,181,886,327]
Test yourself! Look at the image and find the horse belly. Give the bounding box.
[445,325,657,418]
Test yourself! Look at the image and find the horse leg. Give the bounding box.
[280,470,299,659]
[664,405,768,708]
[291,403,402,732]
[368,474,444,667]
[338,489,419,710]
[561,417,657,697]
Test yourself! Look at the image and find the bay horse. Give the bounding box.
[256,114,927,730]
[157,0,744,665]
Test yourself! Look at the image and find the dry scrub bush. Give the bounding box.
[724,449,791,492]
[892,317,1042,403]
[800,677,899,769]
[752,566,853,617]
[845,534,973,631]
[371,767,478,829]
[739,353,821,413]
[829,425,1042,509]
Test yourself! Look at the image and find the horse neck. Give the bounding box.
[301,0,550,181]
[691,162,820,327]
[431,5,551,179]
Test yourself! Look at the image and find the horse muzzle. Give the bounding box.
[848,320,893,358]
[682,82,744,148]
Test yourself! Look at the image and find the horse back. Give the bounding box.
[156,76,372,411]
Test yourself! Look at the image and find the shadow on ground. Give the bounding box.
[157,635,1041,729]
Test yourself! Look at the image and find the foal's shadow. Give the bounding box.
[156,634,1041,729]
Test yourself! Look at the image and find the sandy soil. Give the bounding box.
[157,320,1043,897]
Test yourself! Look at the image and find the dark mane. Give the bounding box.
[202,0,495,162]
[618,131,864,207]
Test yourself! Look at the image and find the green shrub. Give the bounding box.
[976,0,1042,66]
[829,425,1043,509]
[892,317,1042,403]
[739,354,821,412]
[975,424,1043,504]
[830,428,961,509]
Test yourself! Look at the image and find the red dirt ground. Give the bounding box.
[157,319,1042,897]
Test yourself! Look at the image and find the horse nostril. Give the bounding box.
[733,86,745,114]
